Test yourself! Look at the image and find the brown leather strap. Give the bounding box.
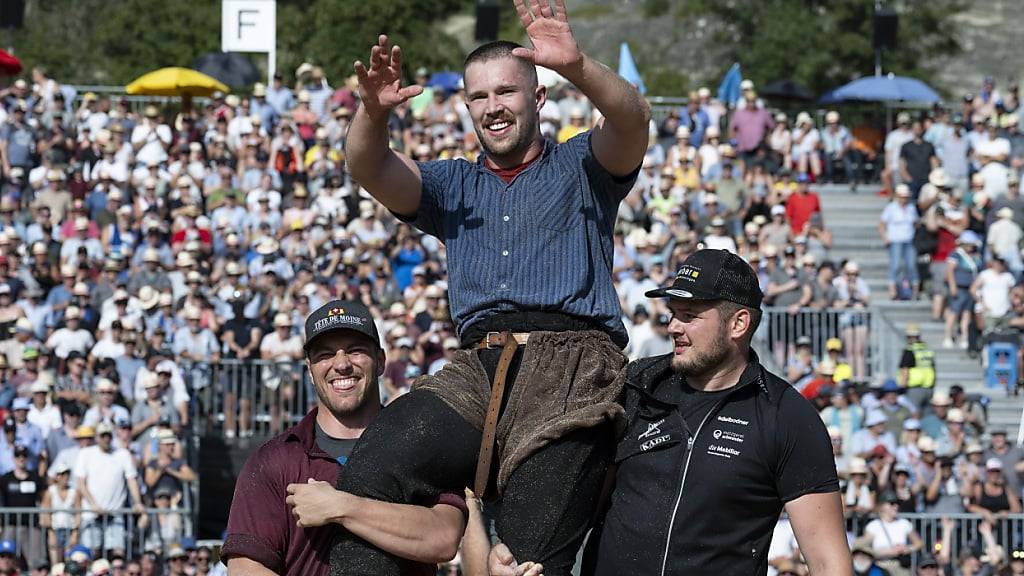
[473,331,530,350]
[473,331,519,498]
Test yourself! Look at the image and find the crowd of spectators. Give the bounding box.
[0,58,1013,574]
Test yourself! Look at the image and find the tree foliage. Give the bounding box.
[680,0,967,97]
[6,0,474,87]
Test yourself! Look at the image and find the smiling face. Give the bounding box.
[306,331,383,421]
[464,57,544,163]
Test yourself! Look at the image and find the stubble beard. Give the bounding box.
[315,372,377,421]
[475,112,537,161]
[670,329,731,378]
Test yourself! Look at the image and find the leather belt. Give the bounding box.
[473,331,530,350]
[472,331,523,498]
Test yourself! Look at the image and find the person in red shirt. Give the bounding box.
[222,300,466,576]
[785,174,823,235]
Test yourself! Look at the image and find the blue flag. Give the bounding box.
[717,63,742,107]
[618,42,646,95]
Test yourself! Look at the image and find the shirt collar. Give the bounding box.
[284,407,331,460]
[648,349,766,404]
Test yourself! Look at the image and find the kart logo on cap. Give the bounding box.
[677,265,700,281]
[327,307,345,316]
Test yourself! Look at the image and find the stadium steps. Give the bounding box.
[817,183,1024,434]
[197,431,273,538]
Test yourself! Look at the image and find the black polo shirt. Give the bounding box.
[583,351,838,576]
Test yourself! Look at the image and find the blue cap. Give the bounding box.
[958,230,982,246]
[881,378,901,393]
[181,536,197,550]
[0,540,15,555]
[11,398,29,411]
[67,544,91,561]
[796,172,810,183]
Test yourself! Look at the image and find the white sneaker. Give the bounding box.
[225,430,236,439]
[943,338,954,349]
[959,340,969,350]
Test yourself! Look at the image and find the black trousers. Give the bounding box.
[330,347,614,576]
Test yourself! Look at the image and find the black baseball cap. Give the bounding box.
[303,300,380,352]
[645,249,763,309]
[918,554,939,568]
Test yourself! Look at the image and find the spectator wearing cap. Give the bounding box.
[44,406,85,475]
[879,184,921,301]
[82,378,129,430]
[899,120,940,198]
[0,443,45,566]
[936,407,973,458]
[864,491,922,573]
[971,254,1016,336]
[172,306,219,364]
[46,307,94,363]
[54,348,92,401]
[9,397,44,471]
[758,205,793,255]
[986,205,1024,276]
[90,315,126,364]
[617,264,659,318]
[949,384,986,437]
[727,81,773,171]
[785,174,822,237]
[985,429,1024,498]
[130,105,171,168]
[820,383,864,442]
[381,335,416,403]
[800,359,836,401]
[255,311,302,432]
[850,410,897,459]
[0,317,39,372]
[874,379,913,436]
[27,377,60,440]
[925,456,966,514]
[843,457,875,517]
[427,337,461,376]
[130,372,180,442]
[633,313,673,360]
[820,110,856,189]
[967,457,1020,533]
[896,323,936,411]
[920,391,952,439]
[945,230,983,349]
[883,112,915,193]
[73,420,145,557]
[790,112,821,179]
[40,459,77,565]
[227,299,466,575]
[127,248,172,296]
[767,246,811,316]
[143,429,195,504]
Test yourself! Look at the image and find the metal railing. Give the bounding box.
[186,359,315,438]
[755,306,905,383]
[0,507,193,563]
[846,512,1024,571]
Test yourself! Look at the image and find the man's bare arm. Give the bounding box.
[227,557,279,576]
[511,0,649,176]
[345,35,425,217]
[287,480,464,564]
[786,491,852,576]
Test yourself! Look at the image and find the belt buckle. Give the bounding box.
[484,332,502,349]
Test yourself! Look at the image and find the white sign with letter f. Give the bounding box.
[221,0,277,82]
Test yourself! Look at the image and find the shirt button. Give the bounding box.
[502,250,509,256]
[503,215,510,222]
[500,283,507,289]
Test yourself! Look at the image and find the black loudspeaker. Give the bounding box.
[874,9,898,51]
[475,1,500,42]
[0,0,25,30]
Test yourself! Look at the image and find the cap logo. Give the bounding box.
[312,313,366,333]
[677,265,701,282]
[326,307,345,316]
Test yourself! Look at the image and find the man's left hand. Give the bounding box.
[286,479,347,527]
[511,0,582,75]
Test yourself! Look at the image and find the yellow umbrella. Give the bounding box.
[125,67,228,97]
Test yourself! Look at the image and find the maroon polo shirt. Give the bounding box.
[221,407,465,576]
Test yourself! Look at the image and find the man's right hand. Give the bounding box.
[354,35,424,122]
[488,543,543,576]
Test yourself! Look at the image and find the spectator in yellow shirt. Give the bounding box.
[825,337,854,383]
[557,108,588,143]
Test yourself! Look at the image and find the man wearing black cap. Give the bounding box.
[580,249,850,575]
[222,300,466,576]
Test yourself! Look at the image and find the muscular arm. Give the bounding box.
[786,491,852,576]
[287,480,465,564]
[227,557,279,576]
[565,55,650,176]
[345,35,425,217]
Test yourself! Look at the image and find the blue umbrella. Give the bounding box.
[820,74,940,104]
[717,63,742,107]
[618,42,645,95]
[428,71,462,92]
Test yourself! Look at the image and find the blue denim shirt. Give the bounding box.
[408,132,635,347]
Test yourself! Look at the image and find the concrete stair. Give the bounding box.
[816,183,1022,433]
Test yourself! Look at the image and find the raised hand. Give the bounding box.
[353,34,424,121]
[511,0,582,74]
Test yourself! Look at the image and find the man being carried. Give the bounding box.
[288,1,649,574]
